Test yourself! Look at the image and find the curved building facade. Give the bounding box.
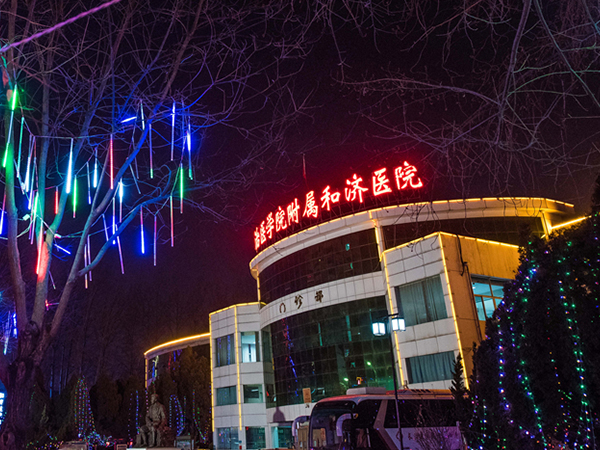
[211,197,577,449]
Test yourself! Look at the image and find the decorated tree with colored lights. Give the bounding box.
[0,1,396,447]
[467,180,600,449]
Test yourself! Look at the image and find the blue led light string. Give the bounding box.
[556,243,594,448]
[473,384,493,449]
[74,378,95,439]
[495,314,512,450]
[509,252,547,447]
[169,394,173,429]
[192,389,208,444]
[169,394,185,436]
[545,296,570,444]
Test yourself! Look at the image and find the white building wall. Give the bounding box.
[210,303,268,450]
[382,233,459,390]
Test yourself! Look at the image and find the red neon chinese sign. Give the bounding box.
[253,161,424,251]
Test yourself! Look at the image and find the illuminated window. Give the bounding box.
[395,276,447,327]
[471,276,507,320]
[405,351,455,384]
[216,427,239,449]
[241,332,259,363]
[215,334,235,367]
[243,384,263,403]
[216,386,237,406]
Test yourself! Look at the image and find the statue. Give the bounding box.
[135,394,167,448]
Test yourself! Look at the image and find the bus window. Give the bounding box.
[384,399,420,428]
[384,398,457,428]
[309,401,354,450]
[353,400,388,449]
[353,400,381,428]
[417,400,457,427]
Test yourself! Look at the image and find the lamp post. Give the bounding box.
[372,314,405,450]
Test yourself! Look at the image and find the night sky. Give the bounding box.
[6,0,600,385]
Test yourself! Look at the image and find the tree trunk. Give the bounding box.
[0,357,39,450]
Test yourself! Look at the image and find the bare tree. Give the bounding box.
[0,0,397,446]
[342,0,600,199]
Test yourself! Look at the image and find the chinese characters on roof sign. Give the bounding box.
[253,161,424,251]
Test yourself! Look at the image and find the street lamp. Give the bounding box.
[372,314,406,450]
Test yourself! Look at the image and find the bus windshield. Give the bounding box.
[309,401,354,450]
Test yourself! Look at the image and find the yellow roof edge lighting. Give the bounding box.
[250,197,572,268]
[209,302,261,317]
[381,231,519,257]
[549,216,587,231]
[144,333,210,357]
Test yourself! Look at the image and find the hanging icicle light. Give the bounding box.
[140,207,145,255]
[84,244,89,289]
[17,116,24,173]
[170,196,174,247]
[28,188,35,211]
[36,229,44,275]
[66,138,74,194]
[118,180,124,222]
[117,236,124,274]
[0,191,5,235]
[102,214,109,242]
[171,101,176,161]
[179,163,184,214]
[24,137,34,193]
[86,162,91,204]
[10,85,18,111]
[153,215,157,267]
[93,147,98,188]
[109,134,114,190]
[149,123,154,179]
[87,236,92,282]
[187,123,192,180]
[2,85,18,169]
[72,177,78,218]
[112,198,117,245]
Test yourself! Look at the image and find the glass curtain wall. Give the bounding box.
[263,296,391,407]
[258,229,380,304]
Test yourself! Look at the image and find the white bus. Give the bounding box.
[295,387,465,450]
